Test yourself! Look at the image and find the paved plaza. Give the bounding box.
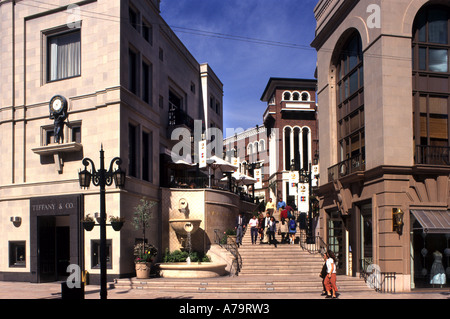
[0,280,448,300]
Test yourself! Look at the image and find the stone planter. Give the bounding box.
[135,262,152,279]
[158,262,227,278]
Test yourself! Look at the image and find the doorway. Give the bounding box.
[327,210,346,275]
[38,216,71,282]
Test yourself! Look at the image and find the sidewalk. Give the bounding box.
[0,281,448,300]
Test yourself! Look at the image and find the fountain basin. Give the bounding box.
[158,262,227,278]
[169,219,202,236]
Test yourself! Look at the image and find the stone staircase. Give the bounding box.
[114,229,374,294]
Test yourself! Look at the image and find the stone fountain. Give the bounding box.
[159,198,227,278]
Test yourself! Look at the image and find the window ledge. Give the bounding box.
[32,142,83,156]
[32,142,83,174]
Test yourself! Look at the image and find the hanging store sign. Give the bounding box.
[298,183,309,213]
[199,140,207,168]
[254,168,262,189]
[289,171,299,195]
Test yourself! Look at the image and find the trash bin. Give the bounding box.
[61,281,85,300]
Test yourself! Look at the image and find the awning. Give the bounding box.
[411,210,450,234]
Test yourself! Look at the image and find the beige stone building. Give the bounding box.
[0,0,224,283]
[312,0,450,291]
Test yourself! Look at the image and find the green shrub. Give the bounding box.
[163,249,210,263]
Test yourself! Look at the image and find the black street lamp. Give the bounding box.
[295,162,315,245]
[78,145,125,300]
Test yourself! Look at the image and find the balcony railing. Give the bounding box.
[415,145,450,165]
[168,102,194,131]
[328,153,365,182]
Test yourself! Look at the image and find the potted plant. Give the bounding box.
[134,242,158,279]
[81,214,95,231]
[109,216,125,231]
[132,198,157,278]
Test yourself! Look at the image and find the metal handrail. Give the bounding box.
[300,235,328,255]
[214,229,242,276]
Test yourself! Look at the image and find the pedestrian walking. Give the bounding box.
[248,215,259,244]
[261,212,271,244]
[279,218,289,244]
[324,251,338,299]
[235,212,246,247]
[265,198,275,216]
[268,216,277,248]
[288,217,297,244]
[258,212,265,242]
[319,253,328,296]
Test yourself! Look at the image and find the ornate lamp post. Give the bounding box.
[78,145,126,300]
[298,163,315,244]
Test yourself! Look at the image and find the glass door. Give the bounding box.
[327,211,345,275]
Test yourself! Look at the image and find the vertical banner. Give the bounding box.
[254,168,262,189]
[231,157,239,168]
[199,140,207,168]
[312,164,319,187]
[298,183,309,212]
[289,171,299,195]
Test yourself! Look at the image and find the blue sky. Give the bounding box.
[160,0,318,136]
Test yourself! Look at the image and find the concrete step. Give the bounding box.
[113,276,372,293]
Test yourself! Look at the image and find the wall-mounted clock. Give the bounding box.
[49,95,67,118]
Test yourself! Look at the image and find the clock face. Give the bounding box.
[49,95,66,115]
[53,99,62,111]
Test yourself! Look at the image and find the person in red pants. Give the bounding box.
[324,251,338,299]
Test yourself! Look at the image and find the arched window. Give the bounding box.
[336,32,365,163]
[284,127,292,170]
[247,144,253,155]
[259,140,265,152]
[292,92,300,101]
[412,5,450,163]
[301,92,310,101]
[283,92,291,101]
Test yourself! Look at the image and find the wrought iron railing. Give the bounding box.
[328,153,365,182]
[300,235,328,255]
[214,229,242,276]
[360,259,396,293]
[415,145,450,165]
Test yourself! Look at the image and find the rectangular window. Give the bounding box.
[45,128,55,145]
[71,125,82,143]
[129,7,139,31]
[429,48,448,72]
[9,241,26,268]
[129,49,138,94]
[91,240,112,269]
[142,61,152,104]
[128,123,138,178]
[142,131,153,182]
[419,47,427,70]
[47,30,81,82]
[142,20,153,44]
[349,70,359,95]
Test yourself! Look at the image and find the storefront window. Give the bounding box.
[9,241,26,267]
[412,229,449,289]
[91,240,112,269]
